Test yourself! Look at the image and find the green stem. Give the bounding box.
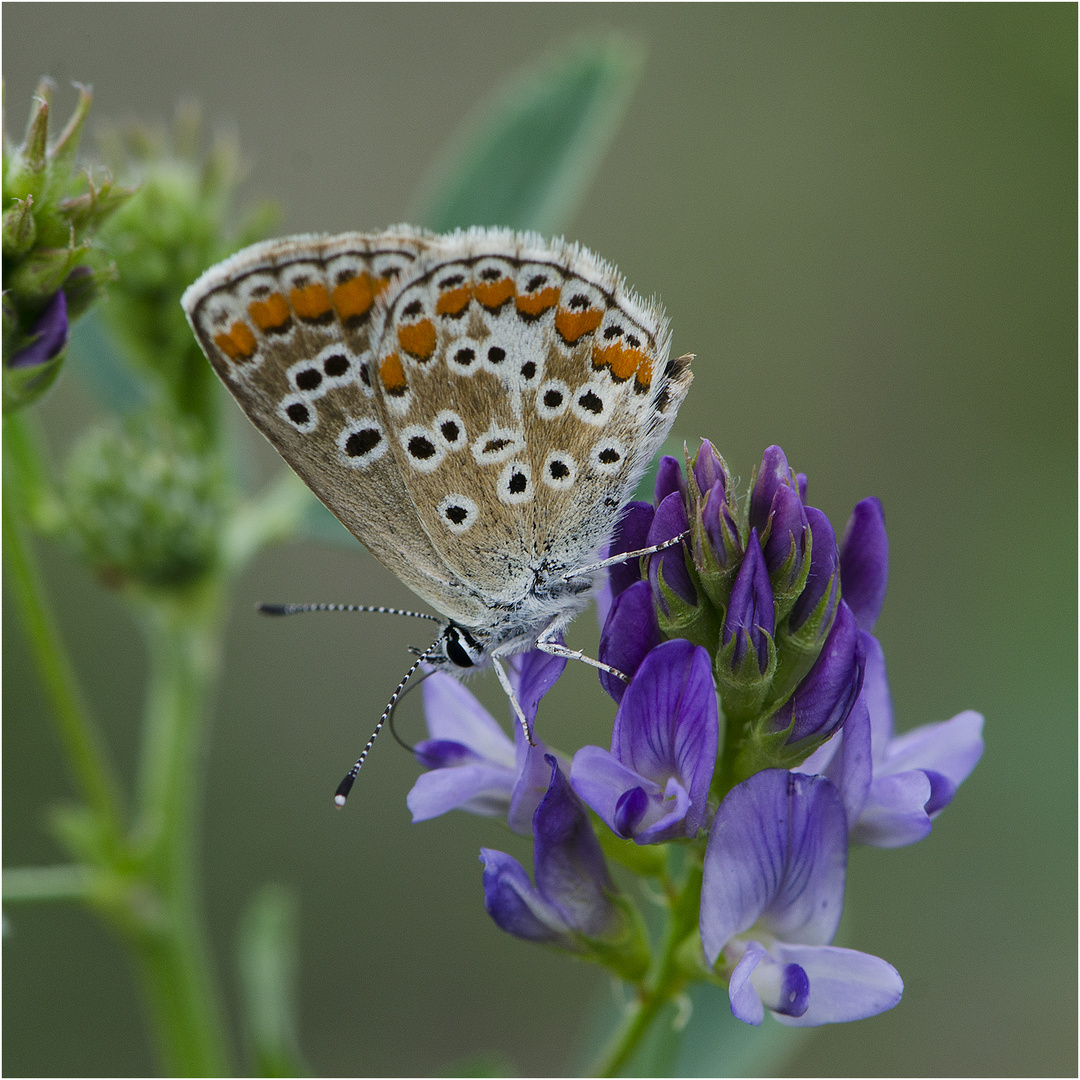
[2,415,126,845]
[591,858,704,1078]
[124,590,233,1077]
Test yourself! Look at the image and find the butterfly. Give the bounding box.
[182,226,692,801]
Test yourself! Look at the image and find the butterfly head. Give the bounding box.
[429,621,487,670]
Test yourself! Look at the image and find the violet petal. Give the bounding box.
[647,492,696,607]
[766,943,903,1027]
[598,579,662,704]
[839,498,889,632]
[605,501,655,600]
[533,757,617,939]
[701,771,847,965]
[9,290,68,369]
[610,639,717,835]
[479,848,572,946]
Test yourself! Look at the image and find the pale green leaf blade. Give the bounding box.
[413,35,645,236]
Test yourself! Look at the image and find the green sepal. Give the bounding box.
[727,706,838,785]
[713,627,777,724]
[3,195,37,257]
[56,176,136,239]
[578,890,652,982]
[689,509,740,614]
[6,243,87,302]
[2,345,66,413]
[762,574,839,715]
[47,84,93,178]
[593,818,671,878]
[673,927,727,989]
[766,518,813,625]
[655,559,722,653]
[5,83,51,200]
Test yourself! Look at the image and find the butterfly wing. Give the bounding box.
[366,228,693,610]
[181,230,492,625]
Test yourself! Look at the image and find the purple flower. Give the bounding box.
[722,530,775,676]
[691,439,728,498]
[407,647,567,834]
[480,757,624,949]
[748,445,798,538]
[654,454,687,506]
[769,601,864,749]
[597,579,661,704]
[571,639,717,844]
[788,507,840,636]
[797,632,984,847]
[8,289,68,369]
[596,501,655,626]
[839,497,889,632]
[701,769,903,1026]
[647,491,696,610]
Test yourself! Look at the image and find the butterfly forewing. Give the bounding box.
[182,229,493,625]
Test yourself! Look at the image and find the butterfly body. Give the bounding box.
[182,227,692,675]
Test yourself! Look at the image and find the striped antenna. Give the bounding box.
[258,602,439,622]
[333,634,443,808]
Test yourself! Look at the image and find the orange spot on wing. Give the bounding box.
[515,286,560,318]
[332,273,375,322]
[248,293,291,332]
[373,275,393,297]
[635,355,654,393]
[379,352,408,395]
[214,321,257,362]
[555,306,603,344]
[592,342,648,382]
[397,318,437,361]
[436,284,472,316]
[474,277,516,310]
[289,282,333,321]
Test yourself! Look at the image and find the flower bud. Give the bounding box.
[5,83,51,200]
[749,445,796,536]
[3,291,68,412]
[715,530,777,721]
[839,497,888,632]
[6,244,85,304]
[646,491,719,648]
[61,416,227,592]
[767,507,842,711]
[654,454,687,505]
[3,196,37,258]
[691,439,730,499]
[692,480,743,610]
[605,500,654,602]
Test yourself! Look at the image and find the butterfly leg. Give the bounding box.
[492,656,535,746]
[561,529,690,581]
[535,621,630,684]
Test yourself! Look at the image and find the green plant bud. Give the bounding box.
[6,243,86,302]
[3,345,66,413]
[61,264,110,321]
[61,416,228,592]
[2,195,37,257]
[654,561,722,653]
[5,83,51,200]
[56,175,135,238]
[764,589,839,716]
[714,626,777,725]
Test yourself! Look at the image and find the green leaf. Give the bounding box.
[237,884,310,1078]
[414,34,645,235]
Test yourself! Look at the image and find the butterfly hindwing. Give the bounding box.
[367,230,692,608]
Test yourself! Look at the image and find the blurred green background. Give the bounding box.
[4,4,1075,1076]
